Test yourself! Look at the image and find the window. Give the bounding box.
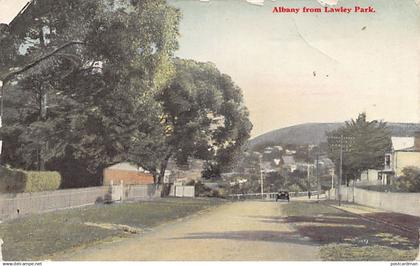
[385,154,391,169]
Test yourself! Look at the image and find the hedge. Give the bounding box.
[0,166,61,193]
[23,171,61,192]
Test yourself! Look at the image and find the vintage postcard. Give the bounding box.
[0,0,419,263]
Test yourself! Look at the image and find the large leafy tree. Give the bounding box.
[0,0,180,187]
[129,59,252,184]
[327,113,392,184]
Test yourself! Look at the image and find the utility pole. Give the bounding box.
[307,163,310,198]
[338,135,343,206]
[0,80,3,164]
[260,156,264,200]
[327,134,354,207]
[307,146,311,199]
[316,151,320,201]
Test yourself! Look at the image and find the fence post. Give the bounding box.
[0,238,3,261]
[120,180,124,202]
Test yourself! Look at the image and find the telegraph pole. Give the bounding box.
[307,146,311,199]
[307,163,310,198]
[0,80,3,164]
[338,135,343,206]
[328,134,354,207]
[260,156,264,200]
[316,151,320,200]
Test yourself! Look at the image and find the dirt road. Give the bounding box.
[58,201,320,260]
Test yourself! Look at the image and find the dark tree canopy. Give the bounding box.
[327,113,392,184]
[0,1,252,187]
[130,59,252,183]
[0,0,181,187]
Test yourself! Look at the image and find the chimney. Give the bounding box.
[415,131,420,151]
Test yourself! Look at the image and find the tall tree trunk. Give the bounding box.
[158,153,172,185]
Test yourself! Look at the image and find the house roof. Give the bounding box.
[261,161,275,172]
[107,162,143,172]
[316,157,335,168]
[395,146,418,152]
[391,137,414,151]
[282,155,295,165]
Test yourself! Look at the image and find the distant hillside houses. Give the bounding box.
[249,122,420,149]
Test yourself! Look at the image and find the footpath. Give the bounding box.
[328,200,420,260]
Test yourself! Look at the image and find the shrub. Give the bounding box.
[188,180,224,198]
[0,166,61,193]
[23,171,61,192]
[391,167,420,192]
[288,184,303,193]
[0,167,26,193]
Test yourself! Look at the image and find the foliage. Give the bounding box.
[187,180,225,198]
[0,0,181,187]
[133,59,252,183]
[0,166,27,193]
[321,244,417,261]
[0,166,61,192]
[327,113,392,184]
[288,184,302,193]
[391,167,420,192]
[23,170,61,192]
[1,1,251,187]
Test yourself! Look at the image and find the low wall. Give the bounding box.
[330,186,420,217]
[0,184,161,220]
[124,184,161,200]
[169,185,195,198]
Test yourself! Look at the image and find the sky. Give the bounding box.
[168,0,420,137]
[0,0,419,137]
[0,0,28,24]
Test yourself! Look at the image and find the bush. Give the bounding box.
[391,167,420,192]
[23,171,61,192]
[0,167,26,193]
[188,180,224,198]
[0,166,61,193]
[288,184,303,193]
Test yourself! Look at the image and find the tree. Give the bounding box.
[327,113,392,184]
[391,167,420,192]
[1,0,251,187]
[130,59,252,184]
[0,0,181,187]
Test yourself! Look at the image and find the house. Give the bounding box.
[359,169,383,185]
[315,157,335,176]
[260,161,277,174]
[282,155,295,165]
[285,149,296,155]
[380,133,420,184]
[282,155,296,172]
[274,146,283,152]
[103,162,154,186]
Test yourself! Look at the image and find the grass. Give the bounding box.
[0,197,224,261]
[280,201,418,261]
[321,244,418,261]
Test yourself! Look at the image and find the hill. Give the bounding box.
[248,122,420,149]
